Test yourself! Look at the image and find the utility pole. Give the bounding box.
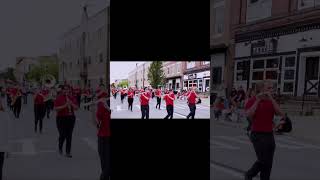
[135,63,138,88]
[143,63,145,88]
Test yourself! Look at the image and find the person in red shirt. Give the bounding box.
[5,86,12,108]
[54,85,79,158]
[127,87,134,112]
[72,86,81,107]
[11,84,22,119]
[33,87,46,133]
[82,86,91,111]
[155,87,162,109]
[120,88,126,104]
[186,87,199,119]
[244,81,285,180]
[163,89,175,119]
[139,88,150,119]
[95,90,111,180]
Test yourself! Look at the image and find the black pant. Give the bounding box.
[98,136,110,180]
[23,94,27,104]
[121,94,124,103]
[128,98,133,111]
[56,116,76,154]
[246,132,276,180]
[214,110,222,119]
[156,97,161,109]
[164,105,174,119]
[141,105,149,119]
[246,118,252,132]
[13,97,22,118]
[84,97,91,110]
[6,94,10,107]
[0,152,4,180]
[113,93,117,99]
[34,104,45,132]
[77,95,81,107]
[187,103,196,119]
[45,100,52,118]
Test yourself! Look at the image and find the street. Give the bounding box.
[2,95,101,180]
[210,120,320,180]
[110,95,210,119]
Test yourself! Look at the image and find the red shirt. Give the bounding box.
[96,101,111,137]
[187,91,197,104]
[140,92,150,105]
[164,93,175,106]
[215,103,224,110]
[73,88,81,95]
[120,90,125,95]
[128,91,134,98]
[245,96,275,132]
[82,89,90,96]
[34,93,45,105]
[10,88,17,97]
[54,95,77,117]
[156,89,161,97]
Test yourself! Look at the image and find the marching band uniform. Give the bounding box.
[140,89,150,119]
[127,88,134,111]
[12,86,22,118]
[34,89,46,133]
[164,90,175,119]
[120,88,125,104]
[155,88,162,109]
[83,87,91,111]
[186,89,198,119]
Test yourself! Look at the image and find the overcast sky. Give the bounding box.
[110,61,147,83]
[0,0,107,70]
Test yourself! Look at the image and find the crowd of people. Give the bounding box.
[111,86,202,119]
[0,81,111,180]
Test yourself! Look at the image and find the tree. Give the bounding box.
[0,67,17,82]
[117,80,128,88]
[147,61,166,88]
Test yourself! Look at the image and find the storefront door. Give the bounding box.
[305,56,320,96]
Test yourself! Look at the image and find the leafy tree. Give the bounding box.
[117,80,128,88]
[147,61,166,88]
[0,67,17,82]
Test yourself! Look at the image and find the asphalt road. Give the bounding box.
[2,95,101,180]
[110,95,210,119]
[210,120,320,180]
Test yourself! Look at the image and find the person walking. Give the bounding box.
[0,96,10,180]
[43,87,54,119]
[120,88,125,104]
[163,89,175,119]
[140,88,150,119]
[83,86,91,111]
[244,81,285,180]
[33,88,46,133]
[94,89,111,180]
[54,85,78,158]
[186,87,199,119]
[12,84,22,119]
[245,88,255,135]
[155,87,162,109]
[127,87,134,112]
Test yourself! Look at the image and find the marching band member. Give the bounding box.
[186,87,199,119]
[54,85,78,158]
[120,88,125,104]
[163,89,175,119]
[34,87,46,133]
[155,87,162,110]
[5,86,12,109]
[112,87,117,99]
[83,86,91,111]
[127,87,134,112]
[11,84,22,119]
[139,88,150,119]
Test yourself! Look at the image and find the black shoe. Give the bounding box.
[65,153,72,158]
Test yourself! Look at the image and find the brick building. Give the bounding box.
[182,61,211,92]
[231,0,320,97]
[162,61,184,91]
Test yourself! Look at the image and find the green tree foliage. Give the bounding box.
[117,80,128,88]
[147,61,166,88]
[0,67,17,82]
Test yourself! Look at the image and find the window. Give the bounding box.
[285,57,295,67]
[266,58,279,68]
[187,61,196,69]
[298,0,318,10]
[253,60,265,69]
[265,71,278,80]
[213,1,225,36]
[203,61,210,65]
[99,53,103,63]
[177,64,180,73]
[283,82,294,93]
[212,67,222,84]
[246,0,272,23]
[284,70,295,80]
[168,68,169,74]
[252,71,264,80]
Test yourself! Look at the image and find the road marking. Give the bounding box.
[210,140,240,150]
[210,163,244,178]
[82,137,97,151]
[174,112,187,118]
[216,136,251,145]
[234,136,303,149]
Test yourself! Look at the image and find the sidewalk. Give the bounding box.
[212,114,320,142]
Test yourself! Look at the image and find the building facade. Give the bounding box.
[128,62,151,89]
[232,0,320,97]
[15,57,39,85]
[58,5,108,89]
[210,0,232,97]
[162,61,184,91]
[183,61,211,92]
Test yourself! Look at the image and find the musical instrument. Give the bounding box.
[41,74,56,88]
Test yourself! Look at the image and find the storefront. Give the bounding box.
[183,70,210,92]
[165,77,181,91]
[234,23,320,97]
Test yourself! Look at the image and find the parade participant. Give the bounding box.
[112,87,117,99]
[5,86,12,108]
[127,87,134,112]
[155,87,162,110]
[22,86,27,105]
[73,85,81,107]
[94,89,111,180]
[140,88,150,119]
[83,86,91,111]
[0,95,9,180]
[11,84,22,119]
[54,85,79,158]
[163,89,175,119]
[33,87,46,133]
[120,88,125,104]
[186,87,199,119]
[244,81,285,180]
[42,87,53,119]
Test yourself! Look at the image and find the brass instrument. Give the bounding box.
[41,74,56,88]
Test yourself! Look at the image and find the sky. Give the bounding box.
[110,61,146,83]
[0,0,108,70]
